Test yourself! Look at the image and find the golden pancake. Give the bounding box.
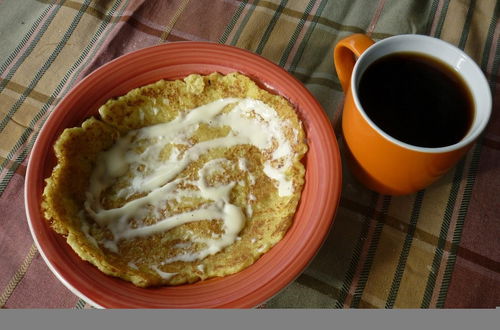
[42,72,307,287]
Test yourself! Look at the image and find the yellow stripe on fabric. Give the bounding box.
[25,9,110,95]
[358,291,387,309]
[392,236,438,307]
[5,4,85,90]
[385,191,424,308]
[356,215,410,308]
[0,244,38,308]
[233,3,275,52]
[0,0,91,141]
[6,3,111,139]
[386,194,418,229]
[250,0,393,39]
[0,0,128,197]
[348,196,391,308]
[464,0,497,63]
[421,0,490,305]
[0,79,51,104]
[38,0,121,21]
[440,0,469,46]
[224,0,255,46]
[356,193,420,308]
[0,120,31,160]
[279,0,321,69]
[0,88,48,129]
[415,171,456,239]
[0,99,39,131]
[392,170,454,307]
[259,2,311,62]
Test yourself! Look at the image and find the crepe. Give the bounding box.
[42,72,307,287]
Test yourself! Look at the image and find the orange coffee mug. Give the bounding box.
[334,34,491,195]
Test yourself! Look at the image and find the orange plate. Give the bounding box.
[24,42,342,308]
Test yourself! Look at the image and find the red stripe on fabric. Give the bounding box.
[3,253,79,308]
[483,137,500,150]
[0,175,34,292]
[170,0,239,41]
[366,0,386,36]
[457,246,500,273]
[450,146,500,263]
[442,90,500,307]
[443,255,500,308]
[342,196,384,307]
[430,0,445,37]
[486,18,500,76]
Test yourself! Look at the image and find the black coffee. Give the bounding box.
[358,52,474,148]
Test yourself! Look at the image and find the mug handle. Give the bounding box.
[334,34,375,92]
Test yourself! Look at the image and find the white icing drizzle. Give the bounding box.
[238,157,256,185]
[257,244,268,253]
[173,242,192,249]
[84,98,298,266]
[246,204,253,218]
[151,265,177,280]
[80,218,98,248]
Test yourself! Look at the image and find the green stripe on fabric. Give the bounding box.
[293,71,342,91]
[492,46,500,89]
[0,2,61,93]
[229,0,260,46]
[425,0,442,34]
[385,190,425,308]
[0,3,53,75]
[436,142,481,307]
[433,0,451,38]
[489,22,500,90]
[315,16,393,40]
[420,159,465,308]
[457,0,476,50]
[0,0,92,134]
[296,273,341,301]
[0,0,127,195]
[435,1,481,306]
[288,0,328,73]
[435,3,500,305]
[334,192,379,308]
[244,1,395,40]
[480,0,499,71]
[420,2,485,306]
[218,0,248,44]
[254,0,288,54]
[278,0,315,67]
[350,195,391,308]
[74,298,86,309]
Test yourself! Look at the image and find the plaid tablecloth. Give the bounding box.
[0,0,498,309]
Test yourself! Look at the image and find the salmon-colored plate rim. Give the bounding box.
[25,42,342,308]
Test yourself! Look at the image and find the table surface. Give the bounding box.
[0,0,498,309]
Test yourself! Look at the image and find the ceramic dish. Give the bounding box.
[25,42,342,308]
